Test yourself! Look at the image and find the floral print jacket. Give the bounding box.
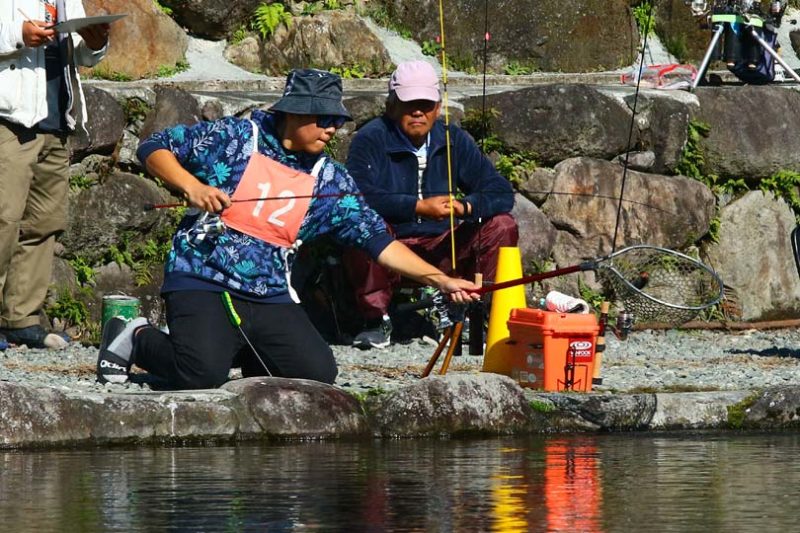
[137,110,392,302]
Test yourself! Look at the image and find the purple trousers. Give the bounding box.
[343,213,519,321]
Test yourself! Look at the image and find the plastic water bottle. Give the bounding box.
[544,291,590,314]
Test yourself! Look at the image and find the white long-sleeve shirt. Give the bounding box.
[0,0,107,129]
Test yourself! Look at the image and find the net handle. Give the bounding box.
[475,245,723,312]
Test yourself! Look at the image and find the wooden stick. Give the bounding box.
[421,326,453,378]
[439,321,464,375]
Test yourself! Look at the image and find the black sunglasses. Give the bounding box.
[316,115,347,129]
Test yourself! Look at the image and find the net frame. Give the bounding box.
[595,245,724,325]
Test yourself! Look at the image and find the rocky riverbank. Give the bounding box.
[3,326,800,449]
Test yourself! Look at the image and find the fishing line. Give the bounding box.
[612,1,655,254]
[145,190,681,217]
[438,0,457,270]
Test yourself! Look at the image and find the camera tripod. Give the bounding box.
[692,12,800,90]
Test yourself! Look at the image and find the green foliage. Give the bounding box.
[461,108,504,153]
[663,34,688,63]
[87,66,132,82]
[69,173,95,191]
[69,256,96,286]
[727,391,761,429]
[496,151,538,185]
[154,60,190,78]
[330,63,366,79]
[503,61,535,76]
[677,120,747,194]
[103,228,174,287]
[421,39,441,57]
[47,289,89,328]
[365,5,413,39]
[577,279,605,311]
[323,135,339,158]
[676,120,710,182]
[153,0,172,16]
[632,1,655,36]
[252,2,292,40]
[121,97,152,125]
[529,399,556,413]
[759,170,800,218]
[323,0,342,9]
[301,2,323,15]
[350,387,387,403]
[230,25,249,45]
[446,51,477,74]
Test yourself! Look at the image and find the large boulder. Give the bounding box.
[694,86,800,180]
[364,373,540,437]
[540,157,715,268]
[704,191,800,321]
[61,172,170,263]
[511,193,558,273]
[139,85,202,141]
[71,86,125,161]
[624,89,695,174]
[83,0,188,80]
[158,0,263,40]
[374,0,638,72]
[466,85,637,166]
[260,10,394,76]
[222,377,370,437]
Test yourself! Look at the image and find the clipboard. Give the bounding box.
[51,14,126,33]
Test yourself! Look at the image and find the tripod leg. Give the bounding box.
[422,326,453,378]
[693,24,726,91]
[749,28,800,83]
[439,321,464,375]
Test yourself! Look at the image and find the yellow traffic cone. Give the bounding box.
[482,247,527,374]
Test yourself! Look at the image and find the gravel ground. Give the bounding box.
[2,326,800,395]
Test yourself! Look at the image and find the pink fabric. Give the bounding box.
[388,61,440,102]
[222,153,315,247]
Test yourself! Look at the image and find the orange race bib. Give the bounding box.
[221,122,324,247]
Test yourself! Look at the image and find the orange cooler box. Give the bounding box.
[484,308,600,392]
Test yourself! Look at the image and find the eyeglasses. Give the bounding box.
[316,115,347,129]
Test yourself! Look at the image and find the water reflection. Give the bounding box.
[1,432,799,532]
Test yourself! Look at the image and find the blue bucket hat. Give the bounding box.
[269,69,352,120]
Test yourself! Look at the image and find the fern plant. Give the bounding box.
[252,2,292,40]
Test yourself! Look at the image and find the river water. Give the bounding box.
[1,432,798,532]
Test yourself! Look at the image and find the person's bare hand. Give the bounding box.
[77,22,110,50]
[22,21,56,48]
[436,276,481,304]
[184,183,231,213]
[416,196,465,220]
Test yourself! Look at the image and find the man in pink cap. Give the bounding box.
[345,60,518,349]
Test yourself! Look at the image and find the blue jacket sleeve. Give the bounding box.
[346,125,419,223]
[318,160,394,260]
[451,127,515,221]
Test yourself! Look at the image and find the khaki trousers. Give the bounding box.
[0,122,69,329]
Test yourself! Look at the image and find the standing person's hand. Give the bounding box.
[77,22,110,50]
[22,21,56,47]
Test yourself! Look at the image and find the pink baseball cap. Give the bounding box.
[388,61,440,102]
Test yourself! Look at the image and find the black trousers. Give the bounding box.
[133,291,337,389]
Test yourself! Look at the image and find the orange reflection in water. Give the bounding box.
[545,439,602,532]
[490,440,602,532]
